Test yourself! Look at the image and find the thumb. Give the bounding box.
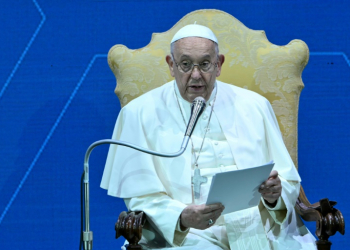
[268,170,278,179]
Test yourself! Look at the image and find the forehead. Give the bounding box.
[173,37,216,59]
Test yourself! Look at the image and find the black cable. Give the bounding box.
[80,172,84,250]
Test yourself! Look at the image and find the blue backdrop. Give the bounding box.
[0,0,349,249]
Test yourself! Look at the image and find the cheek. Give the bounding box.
[180,81,188,94]
[177,76,189,88]
[175,77,187,93]
[204,75,215,88]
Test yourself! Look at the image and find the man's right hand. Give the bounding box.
[180,203,224,230]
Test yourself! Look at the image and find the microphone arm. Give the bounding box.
[82,97,206,250]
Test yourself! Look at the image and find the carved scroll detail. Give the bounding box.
[115,211,145,250]
[296,189,345,250]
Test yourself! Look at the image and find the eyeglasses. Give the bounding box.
[172,55,217,73]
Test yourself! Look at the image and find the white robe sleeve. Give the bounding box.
[125,193,189,247]
[260,98,301,225]
[261,176,300,225]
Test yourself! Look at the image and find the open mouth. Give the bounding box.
[189,85,204,91]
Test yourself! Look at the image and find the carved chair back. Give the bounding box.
[107,9,309,169]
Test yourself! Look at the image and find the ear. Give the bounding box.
[216,54,225,77]
[166,55,175,77]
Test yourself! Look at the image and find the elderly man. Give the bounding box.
[101,24,317,249]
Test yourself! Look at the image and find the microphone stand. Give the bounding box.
[81,97,206,250]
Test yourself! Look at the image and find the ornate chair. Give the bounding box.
[107,9,344,250]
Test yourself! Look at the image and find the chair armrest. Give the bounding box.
[115,211,145,250]
[295,186,345,250]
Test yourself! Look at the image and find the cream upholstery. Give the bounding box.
[107,9,309,169]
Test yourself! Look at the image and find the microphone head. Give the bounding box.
[185,97,207,137]
[191,96,206,115]
[191,96,206,107]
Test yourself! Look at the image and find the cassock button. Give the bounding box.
[203,115,208,120]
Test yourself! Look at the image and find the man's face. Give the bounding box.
[166,37,224,103]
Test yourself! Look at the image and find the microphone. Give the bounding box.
[185,97,207,137]
[81,96,206,250]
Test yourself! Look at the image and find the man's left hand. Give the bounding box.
[258,170,282,206]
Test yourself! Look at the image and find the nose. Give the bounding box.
[190,65,202,80]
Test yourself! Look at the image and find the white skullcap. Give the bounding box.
[171,24,218,44]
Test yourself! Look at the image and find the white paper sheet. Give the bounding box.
[206,161,275,214]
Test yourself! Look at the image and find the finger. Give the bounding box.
[260,171,279,188]
[268,170,278,179]
[212,209,224,220]
[262,181,281,190]
[259,185,282,194]
[204,218,217,229]
[260,183,282,194]
[203,207,224,221]
[264,178,281,188]
[259,181,274,191]
[262,190,280,197]
[202,203,224,213]
[197,214,219,230]
[202,212,224,229]
[210,208,224,223]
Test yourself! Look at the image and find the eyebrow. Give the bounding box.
[179,54,212,61]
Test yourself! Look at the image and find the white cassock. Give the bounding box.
[101,80,317,250]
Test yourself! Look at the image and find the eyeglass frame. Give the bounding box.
[171,53,219,74]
